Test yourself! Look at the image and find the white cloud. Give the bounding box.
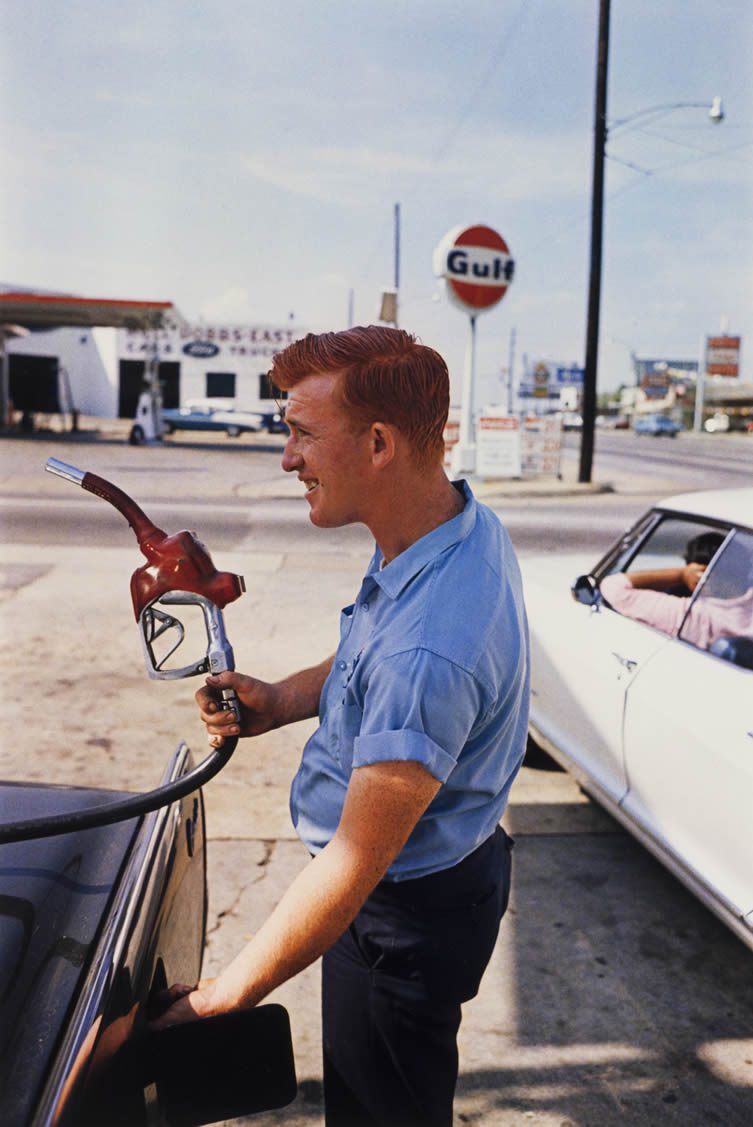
[241,130,594,212]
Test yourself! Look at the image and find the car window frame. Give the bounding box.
[591,509,738,643]
[676,526,753,661]
[593,510,737,586]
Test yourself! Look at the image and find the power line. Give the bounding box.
[357,1,534,287]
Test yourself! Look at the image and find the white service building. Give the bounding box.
[6,317,302,422]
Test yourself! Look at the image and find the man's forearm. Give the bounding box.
[274,655,334,725]
[205,836,377,1010]
[625,567,685,591]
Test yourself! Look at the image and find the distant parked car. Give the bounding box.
[561,412,583,431]
[597,414,629,429]
[160,404,285,437]
[705,412,731,434]
[633,414,681,437]
[262,408,288,434]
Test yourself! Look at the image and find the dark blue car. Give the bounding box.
[633,414,682,437]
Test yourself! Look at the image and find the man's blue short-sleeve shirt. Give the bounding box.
[289,481,530,880]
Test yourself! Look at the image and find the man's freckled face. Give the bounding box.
[280,374,371,527]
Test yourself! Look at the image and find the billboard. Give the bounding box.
[706,335,741,378]
[518,361,583,400]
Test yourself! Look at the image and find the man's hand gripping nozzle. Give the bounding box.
[45,458,245,723]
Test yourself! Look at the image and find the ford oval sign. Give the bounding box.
[433,224,514,314]
[182,340,220,358]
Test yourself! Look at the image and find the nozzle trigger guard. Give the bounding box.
[139,591,237,681]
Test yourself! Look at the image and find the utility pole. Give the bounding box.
[394,202,401,327]
[506,326,517,414]
[579,0,611,483]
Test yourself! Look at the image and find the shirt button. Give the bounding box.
[361,602,370,611]
[337,660,347,670]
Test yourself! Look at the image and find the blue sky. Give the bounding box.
[1,1,750,402]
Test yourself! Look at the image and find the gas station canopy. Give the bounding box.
[0,288,183,430]
[0,290,179,331]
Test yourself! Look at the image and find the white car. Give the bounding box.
[523,488,753,951]
[705,412,731,434]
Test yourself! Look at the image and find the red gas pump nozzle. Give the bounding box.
[45,458,245,696]
[45,458,245,618]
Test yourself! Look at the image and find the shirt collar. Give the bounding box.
[368,480,477,600]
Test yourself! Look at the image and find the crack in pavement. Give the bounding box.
[206,839,276,937]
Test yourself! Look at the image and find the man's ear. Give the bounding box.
[370,422,397,467]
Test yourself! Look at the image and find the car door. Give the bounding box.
[621,642,753,929]
[620,529,753,929]
[527,562,670,802]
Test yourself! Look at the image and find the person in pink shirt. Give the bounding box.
[600,531,753,651]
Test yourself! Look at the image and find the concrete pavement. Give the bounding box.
[2,429,752,1127]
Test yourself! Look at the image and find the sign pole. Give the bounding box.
[453,314,477,475]
[506,325,516,414]
[693,335,706,433]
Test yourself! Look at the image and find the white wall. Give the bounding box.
[8,326,119,415]
[7,320,302,418]
[118,321,301,410]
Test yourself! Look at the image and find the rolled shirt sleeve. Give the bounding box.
[353,649,485,782]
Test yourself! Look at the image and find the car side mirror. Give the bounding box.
[139,1005,297,1125]
[571,574,600,606]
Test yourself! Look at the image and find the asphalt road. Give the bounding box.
[0,429,749,557]
[570,428,753,491]
[1,429,752,1126]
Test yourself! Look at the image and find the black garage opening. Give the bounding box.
[9,354,60,414]
[118,360,180,418]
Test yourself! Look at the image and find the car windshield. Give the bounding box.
[622,517,724,574]
[595,512,706,580]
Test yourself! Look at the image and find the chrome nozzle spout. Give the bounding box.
[45,458,86,486]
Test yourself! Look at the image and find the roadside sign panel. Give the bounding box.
[443,413,460,471]
[518,384,560,399]
[706,335,741,377]
[476,414,521,478]
[532,362,551,398]
[521,415,562,477]
[555,365,585,385]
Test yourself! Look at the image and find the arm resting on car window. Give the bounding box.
[599,571,691,638]
[622,562,706,593]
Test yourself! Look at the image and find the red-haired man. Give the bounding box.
[158,326,530,1127]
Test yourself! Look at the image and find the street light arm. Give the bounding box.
[609,97,723,135]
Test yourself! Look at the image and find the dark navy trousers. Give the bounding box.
[321,826,513,1127]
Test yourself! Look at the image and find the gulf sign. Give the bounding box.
[433,224,514,314]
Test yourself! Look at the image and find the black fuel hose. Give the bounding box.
[0,736,238,844]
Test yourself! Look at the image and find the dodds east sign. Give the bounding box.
[433,224,515,314]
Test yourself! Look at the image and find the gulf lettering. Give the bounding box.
[446,248,514,282]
